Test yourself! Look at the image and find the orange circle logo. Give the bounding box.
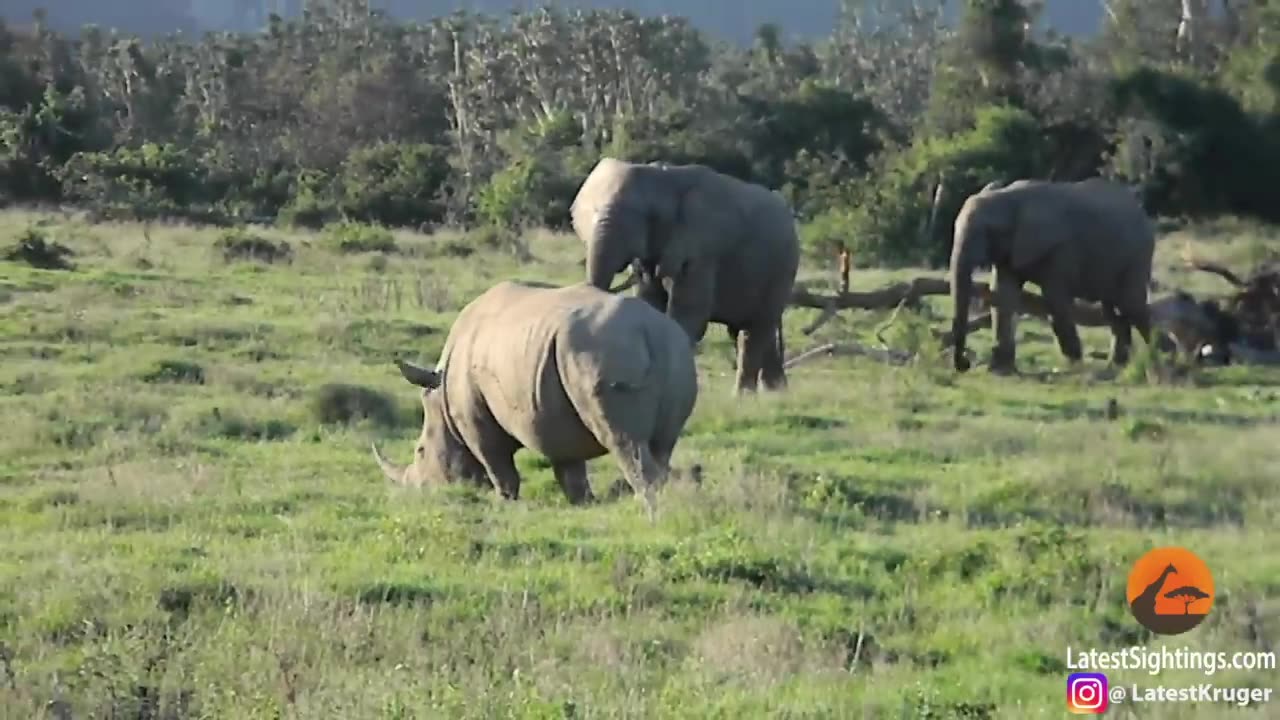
[1126,547,1214,635]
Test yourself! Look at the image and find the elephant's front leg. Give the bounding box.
[989,267,1023,374]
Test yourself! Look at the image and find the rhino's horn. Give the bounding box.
[396,359,442,389]
[371,443,408,485]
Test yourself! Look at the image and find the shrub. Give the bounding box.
[819,105,1049,267]
[214,228,293,264]
[1107,67,1280,222]
[140,359,206,385]
[338,142,451,227]
[59,143,232,223]
[321,221,397,254]
[278,170,340,229]
[312,383,402,427]
[3,227,75,270]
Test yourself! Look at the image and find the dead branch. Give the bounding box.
[791,276,951,313]
[785,268,1280,368]
[1185,257,1246,287]
[783,341,914,369]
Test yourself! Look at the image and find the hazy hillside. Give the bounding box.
[3,0,1107,42]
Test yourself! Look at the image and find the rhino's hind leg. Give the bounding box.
[552,460,595,505]
[612,440,668,522]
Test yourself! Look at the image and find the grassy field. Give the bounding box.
[1,208,1279,719]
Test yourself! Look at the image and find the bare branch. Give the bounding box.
[783,341,914,369]
[790,276,950,312]
[1180,242,1247,287]
[1186,259,1247,288]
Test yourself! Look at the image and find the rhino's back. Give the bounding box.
[450,281,653,460]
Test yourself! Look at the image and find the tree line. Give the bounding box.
[1,0,1277,266]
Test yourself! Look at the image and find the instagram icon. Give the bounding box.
[1067,672,1109,714]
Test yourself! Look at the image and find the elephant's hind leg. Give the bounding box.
[988,268,1023,374]
[1103,302,1135,366]
[733,327,769,394]
[1119,286,1154,360]
[552,460,594,505]
[759,325,788,391]
[1042,283,1084,367]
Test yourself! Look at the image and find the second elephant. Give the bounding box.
[948,178,1156,374]
[571,157,800,395]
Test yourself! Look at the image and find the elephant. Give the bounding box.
[370,280,698,519]
[570,157,800,395]
[948,177,1156,374]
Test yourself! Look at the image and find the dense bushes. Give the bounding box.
[807,106,1049,266]
[1,1,1278,264]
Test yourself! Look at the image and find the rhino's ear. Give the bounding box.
[396,359,442,389]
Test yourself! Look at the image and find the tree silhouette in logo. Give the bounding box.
[1127,549,1214,635]
[1165,586,1212,615]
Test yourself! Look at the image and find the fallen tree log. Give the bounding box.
[791,277,1135,340]
[1183,250,1279,352]
[787,274,1280,367]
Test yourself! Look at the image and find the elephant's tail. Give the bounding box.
[776,324,786,365]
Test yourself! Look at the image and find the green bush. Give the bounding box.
[278,170,341,229]
[819,105,1049,267]
[321,220,397,254]
[59,143,233,223]
[1107,67,1280,222]
[474,112,591,230]
[214,227,293,264]
[338,141,451,227]
[3,226,75,270]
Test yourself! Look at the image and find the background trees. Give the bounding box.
[2,0,1277,266]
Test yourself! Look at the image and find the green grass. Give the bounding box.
[1,209,1279,718]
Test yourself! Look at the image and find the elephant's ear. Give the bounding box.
[1008,194,1066,271]
[661,171,751,270]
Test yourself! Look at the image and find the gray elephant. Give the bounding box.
[949,177,1156,374]
[370,280,698,519]
[571,157,800,395]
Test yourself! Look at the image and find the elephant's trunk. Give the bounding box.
[586,213,637,291]
[370,443,408,485]
[662,274,711,344]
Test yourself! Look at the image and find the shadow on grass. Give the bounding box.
[999,398,1277,428]
[964,480,1246,530]
[797,472,946,525]
[354,580,439,607]
[157,579,248,621]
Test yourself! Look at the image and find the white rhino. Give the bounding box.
[371,280,699,518]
